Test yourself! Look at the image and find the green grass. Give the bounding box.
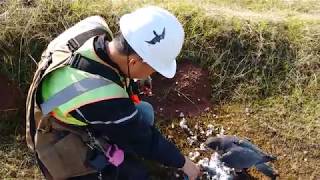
[1,0,319,101]
[204,0,320,14]
[0,0,319,179]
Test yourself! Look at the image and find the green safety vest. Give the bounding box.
[39,37,129,126]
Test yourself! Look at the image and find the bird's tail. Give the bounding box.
[255,163,279,180]
[259,154,277,164]
[266,155,277,162]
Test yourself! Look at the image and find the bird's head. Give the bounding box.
[205,136,223,151]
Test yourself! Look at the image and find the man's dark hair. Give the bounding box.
[114,32,137,56]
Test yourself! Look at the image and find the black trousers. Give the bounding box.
[69,157,150,180]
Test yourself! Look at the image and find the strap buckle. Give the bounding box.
[67,38,80,52]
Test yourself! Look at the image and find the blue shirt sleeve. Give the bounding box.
[70,98,185,168]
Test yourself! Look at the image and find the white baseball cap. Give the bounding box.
[120,6,185,78]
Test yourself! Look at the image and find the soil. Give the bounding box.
[142,60,212,120]
[0,74,23,112]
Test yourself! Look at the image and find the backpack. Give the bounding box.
[26,16,113,179]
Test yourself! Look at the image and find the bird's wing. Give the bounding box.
[145,40,155,45]
[221,147,264,169]
[236,139,266,155]
[161,28,165,39]
[235,139,277,161]
[220,135,238,150]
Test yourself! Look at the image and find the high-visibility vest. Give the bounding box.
[39,37,129,126]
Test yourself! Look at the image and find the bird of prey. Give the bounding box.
[205,135,279,180]
[145,28,165,45]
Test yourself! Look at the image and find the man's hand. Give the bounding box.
[181,156,201,180]
[137,76,153,96]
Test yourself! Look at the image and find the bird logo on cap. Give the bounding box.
[145,28,165,45]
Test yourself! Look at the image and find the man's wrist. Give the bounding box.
[179,156,187,169]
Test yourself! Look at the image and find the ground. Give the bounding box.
[0,62,319,179]
[0,74,23,111]
[143,60,212,119]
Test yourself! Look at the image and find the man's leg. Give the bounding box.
[116,156,150,180]
[135,101,154,126]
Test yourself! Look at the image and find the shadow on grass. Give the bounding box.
[0,112,40,179]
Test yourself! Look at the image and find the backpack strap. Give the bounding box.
[69,54,124,88]
[68,28,110,52]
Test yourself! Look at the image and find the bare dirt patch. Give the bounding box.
[143,60,212,119]
[0,74,23,112]
[0,74,24,137]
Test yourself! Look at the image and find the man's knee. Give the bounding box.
[135,101,154,126]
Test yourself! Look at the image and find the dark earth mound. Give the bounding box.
[142,60,212,120]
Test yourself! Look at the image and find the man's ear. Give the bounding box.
[129,58,137,66]
[129,55,140,66]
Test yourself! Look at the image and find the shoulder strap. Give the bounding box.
[69,54,124,88]
[68,28,110,52]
